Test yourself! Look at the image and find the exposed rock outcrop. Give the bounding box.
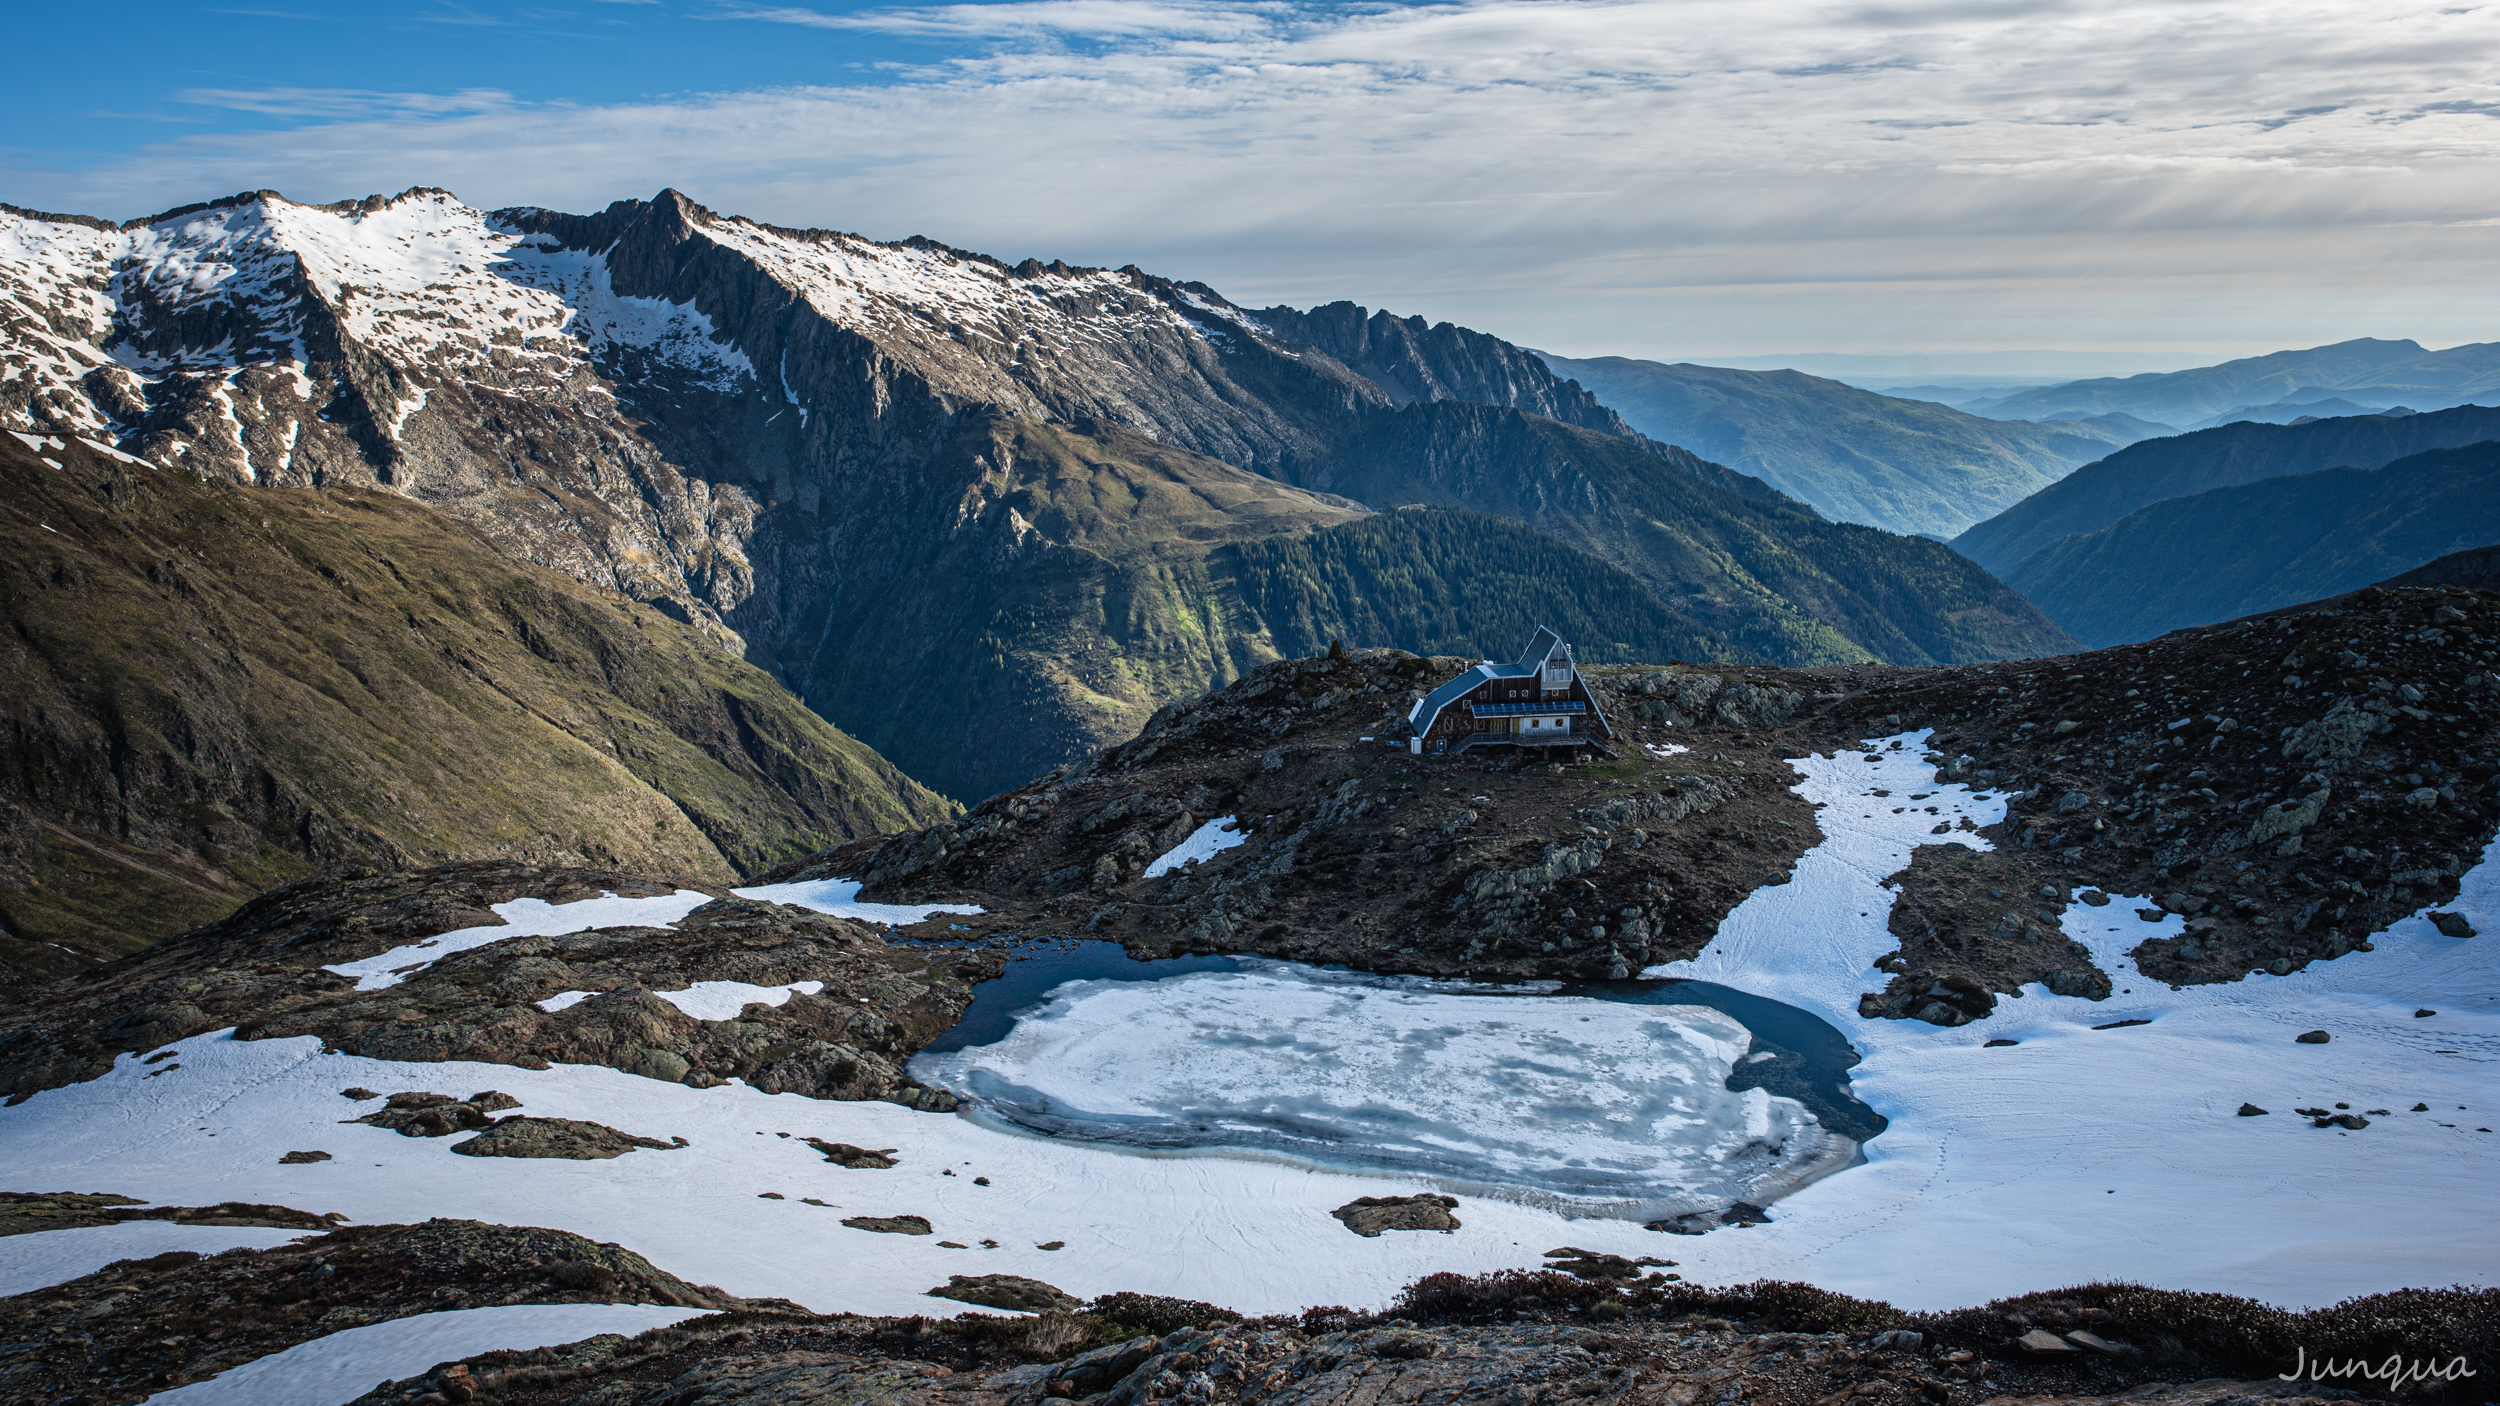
[0,862,998,1103]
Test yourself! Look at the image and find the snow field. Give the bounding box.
[1639,732,2500,1309]
[144,1303,712,1406]
[1142,816,1248,878]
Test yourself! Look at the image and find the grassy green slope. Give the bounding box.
[0,434,954,975]
[2005,443,2500,646]
[1537,355,2139,538]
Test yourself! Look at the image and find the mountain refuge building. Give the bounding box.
[1407,627,1617,756]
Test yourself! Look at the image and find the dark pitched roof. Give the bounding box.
[1517,626,1564,668]
[1408,627,1590,737]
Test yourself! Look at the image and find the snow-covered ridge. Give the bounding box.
[3,186,1253,447]
[1,188,764,438]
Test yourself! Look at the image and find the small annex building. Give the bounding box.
[1407,627,1616,756]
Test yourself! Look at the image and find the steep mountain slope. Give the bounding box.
[1291,403,2076,667]
[1533,354,2150,538]
[0,432,950,975]
[1950,404,2500,577]
[1969,337,2500,425]
[2002,443,2500,645]
[3,187,2070,801]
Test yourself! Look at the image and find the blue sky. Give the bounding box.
[6,3,936,159]
[8,1,2500,364]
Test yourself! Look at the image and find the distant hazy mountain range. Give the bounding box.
[1533,354,2156,539]
[1960,337,2500,426]
[2001,441,2500,646]
[1950,405,2500,577]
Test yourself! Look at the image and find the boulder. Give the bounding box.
[449,1117,680,1160]
[840,1214,933,1235]
[2017,1328,2079,1355]
[926,1274,1080,1312]
[2295,1029,2331,1044]
[805,1138,899,1169]
[1330,1194,1461,1237]
[352,1093,497,1138]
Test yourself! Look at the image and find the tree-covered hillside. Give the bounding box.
[1225,508,1726,664]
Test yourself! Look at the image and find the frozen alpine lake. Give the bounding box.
[910,961,1861,1220]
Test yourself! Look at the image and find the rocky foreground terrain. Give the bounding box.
[14,1219,2494,1406]
[0,1217,783,1403]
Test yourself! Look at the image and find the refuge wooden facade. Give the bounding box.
[1406,627,1616,756]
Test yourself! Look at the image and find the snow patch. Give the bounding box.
[731,877,982,927]
[1143,816,1247,877]
[538,981,829,1021]
[323,889,715,991]
[144,1303,711,1406]
[655,979,827,1022]
[76,435,142,465]
[386,385,429,440]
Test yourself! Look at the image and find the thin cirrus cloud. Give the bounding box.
[13,0,2500,357]
[170,87,520,119]
[725,0,1275,38]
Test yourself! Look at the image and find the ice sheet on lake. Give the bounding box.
[144,1303,711,1405]
[322,890,715,991]
[911,963,1854,1218]
[732,877,983,927]
[1142,816,1247,878]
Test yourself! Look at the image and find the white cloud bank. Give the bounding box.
[11,0,2500,356]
